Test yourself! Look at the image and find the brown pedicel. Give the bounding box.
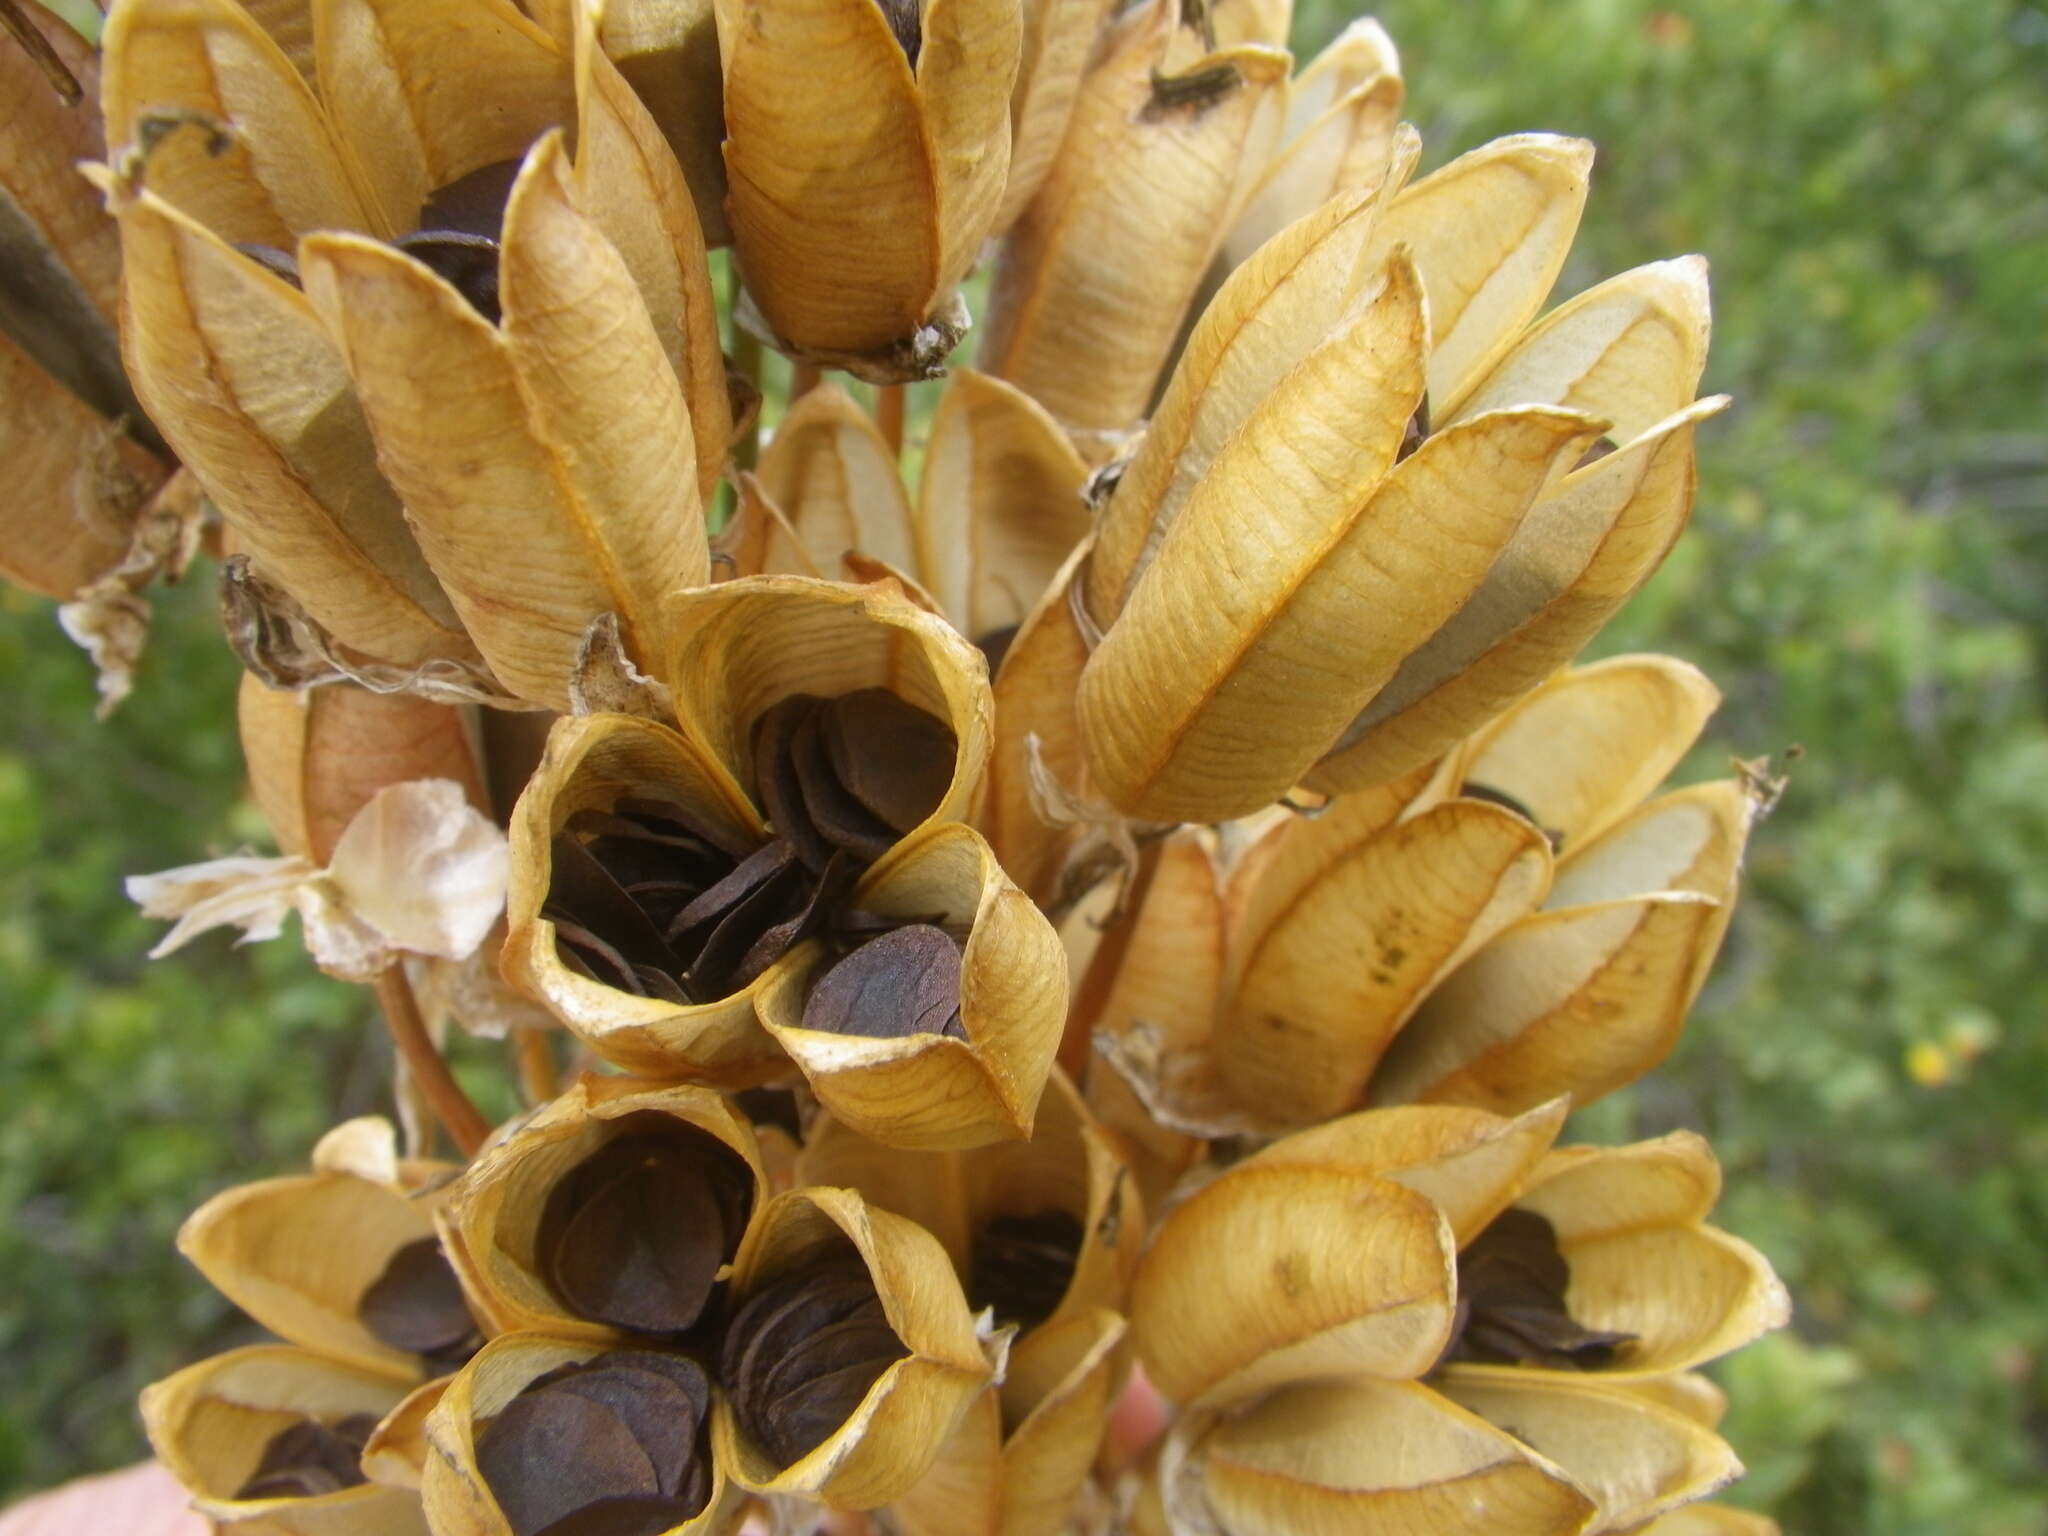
[358,1236,483,1372]
[721,1245,909,1470]
[235,1413,378,1500]
[968,1209,1084,1333]
[547,691,971,1042]
[534,1114,755,1336]
[475,1351,714,1536]
[1439,1208,1637,1370]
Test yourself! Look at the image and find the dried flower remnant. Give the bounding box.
[722,1245,911,1470]
[533,1114,755,1335]
[475,1351,714,1536]
[1440,1207,1637,1371]
[235,1413,379,1500]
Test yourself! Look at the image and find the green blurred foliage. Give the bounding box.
[3,0,2045,1529]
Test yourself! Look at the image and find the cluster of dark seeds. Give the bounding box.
[534,1116,755,1337]
[1439,1207,1637,1370]
[475,1351,714,1536]
[720,1246,910,1470]
[548,690,974,1043]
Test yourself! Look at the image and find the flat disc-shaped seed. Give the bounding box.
[668,839,799,947]
[821,690,958,834]
[801,925,966,1040]
[541,1138,729,1334]
[759,1305,899,1406]
[752,697,831,869]
[478,1390,661,1536]
[968,1210,1084,1332]
[682,852,808,1002]
[549,836,677,970]
[724,1261,876,1396]
[358,1237,477,1357]
[761,1355,900,1466]
[547,1366,701,1497]
[1443,1208,1636,1370]
[596,1351,713,1425]
[792,709,900,862]
[734,852,858,988]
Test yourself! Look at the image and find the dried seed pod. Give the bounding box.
[302,134,711,710]
[140,1344,430,1534]
[753,820,1067,1151]
[754,373,1090,652]
[712,1187,995,1509]
[502,712,788,1080]
[447,1078,766,1340]
[1128,1158,1458,1408]
[1156,1376,1595,1536]
[177,1118,477,1382]
[1215,18,1405,273]
[797,1068,1140,1343]
[981,0,1291,457]
[423,1333,739,1536]
[0,0,171,604]
[887,1307,1128,1536]
[713,0,1021,379]
[1088,656,1757,1128]
[993,0,1117,235]
[660,577,992,840]
[1432,1369,1746,1533]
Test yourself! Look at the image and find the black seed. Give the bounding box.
[358,1236,479,1364]
[969,1209,1084,1332]
[1438,1208,1637,1371]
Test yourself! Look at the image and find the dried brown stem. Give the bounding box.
[876,384,906,458]
[2,0,82,104]
[790,361,822,401]
[372,967,490,1157]
[511,1026,558,1107]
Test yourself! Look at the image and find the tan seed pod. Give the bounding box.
[445,1076,768,1338]
[714,0,1021,379]
[753,819,1067,1150]
[981,0,1290,456]
[712,1186,997,1509]
[140,1345,431,1535]
[421,1331,742,1536]
[796,1066,1140,1333]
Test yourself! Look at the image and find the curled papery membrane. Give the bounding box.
[127,778,508,981]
